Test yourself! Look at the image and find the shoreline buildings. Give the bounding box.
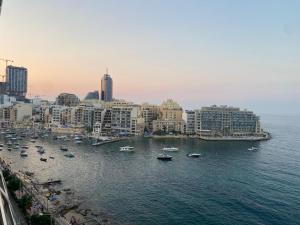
[0,64,269,140]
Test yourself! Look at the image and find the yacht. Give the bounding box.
[162,147,179,152]
[248,147,258,151]
[120,146,134,152]
[64,153,75,158]
[187,153,201,158]
[60,146,68,151]
[157,153,173,161]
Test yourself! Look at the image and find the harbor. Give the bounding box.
[0,115,299,225]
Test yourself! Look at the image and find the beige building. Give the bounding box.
[140,103,159,132]
[153,99,185,134]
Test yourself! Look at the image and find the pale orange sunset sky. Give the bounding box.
[1,0,299,114]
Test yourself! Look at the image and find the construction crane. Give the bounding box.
[0,58,14,67]
[0,58,14,82]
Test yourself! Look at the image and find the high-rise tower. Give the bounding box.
[6,65,28,99]
[101,72,113,102]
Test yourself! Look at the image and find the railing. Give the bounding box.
[0,170,17,225]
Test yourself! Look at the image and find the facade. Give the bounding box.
[182,110,196,135]
[101,74,113,102]
[153,99,184,134]
[0,103,32,128]
[141,103,159,132]
[111,105,144,135]
[6,65,28,99]
[56,93,80,107]
[196,105,261,137]
[93,107,112,135]
[0,82,6,95]
[0,94,16,107]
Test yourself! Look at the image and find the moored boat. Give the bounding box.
[157,153,173,161]
[186,153,201,158]
[20,151,28,157]
[60,146,68,151]
[40,157,47,162]
[162,147,179,152]
[120,146,134,152]
[248,147,258,151]
[64,153,75,158]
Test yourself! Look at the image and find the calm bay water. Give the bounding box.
[1,115,300,225]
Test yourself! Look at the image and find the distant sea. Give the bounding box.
[1,114,300,225]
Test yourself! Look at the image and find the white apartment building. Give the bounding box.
[111,105,144,136]
[182,110,196,135]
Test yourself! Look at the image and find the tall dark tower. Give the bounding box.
[0,0,3,14]
[100,70,113,102]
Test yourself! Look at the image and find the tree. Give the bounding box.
[30,214,52,225]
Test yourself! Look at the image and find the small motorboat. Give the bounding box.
[157,153,173,161]
[49,156,55,159]
[64,153,75,158]
[20,151,28,157]
[30,139,36,143]
[40,157,47,162]
[162,147,179,152]
[7,148,12,151]
[120,146,134,152]
[187,153,201,158]
[60,146,68,151]
[248,147,258,151]
[92,142,102,146]
[21,145,29,149]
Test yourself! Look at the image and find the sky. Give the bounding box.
[0,0,299,114]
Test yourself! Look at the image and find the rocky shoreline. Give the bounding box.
[0,157,120,225]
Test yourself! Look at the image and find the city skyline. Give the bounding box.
[0,0,299,114]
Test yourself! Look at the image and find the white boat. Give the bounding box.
[20,151,28,157]
[157,153,172,161]
[187,153,201,158]
[92,141,102,146]
[30,139,36,143]
[162,147,179,152]
[248,147,258,151]
[120,146,134,152]
[75,140,82,144]
[64,153,75,158]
